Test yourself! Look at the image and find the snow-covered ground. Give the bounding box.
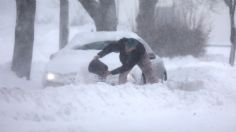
[1,47,236,132]
[1,44,236,131]
[1,0,236,132]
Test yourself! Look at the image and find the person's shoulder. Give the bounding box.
[136,40,144,47]
[130,39,142,45]
[135,41,145,52]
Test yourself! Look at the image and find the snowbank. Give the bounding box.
[1,54,236,132]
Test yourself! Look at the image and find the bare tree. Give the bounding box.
[136,0,209,57]
[59,0,69,49]
[194,0,236,65]
[78,0,117,31]
[136,0,158,44]
[12,0,36,79]
[153,1,209,57]
[224,0,236,66]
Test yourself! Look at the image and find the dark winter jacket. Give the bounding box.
[97,38,146,75]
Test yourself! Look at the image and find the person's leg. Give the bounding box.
[138,53,158,84]
[119,70,131,84]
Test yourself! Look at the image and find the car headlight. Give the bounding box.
[46,73,57,81]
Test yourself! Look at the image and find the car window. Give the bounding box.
[73,41,116,50]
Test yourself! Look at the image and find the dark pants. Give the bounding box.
[119,53,158,84]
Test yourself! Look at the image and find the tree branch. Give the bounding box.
[78,0,100,18]
[224,0,232,8]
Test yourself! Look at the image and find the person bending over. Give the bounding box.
[94,38,158,84]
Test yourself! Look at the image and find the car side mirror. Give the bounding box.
[148,53,156,60]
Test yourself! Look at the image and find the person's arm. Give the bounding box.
[110,62,136,75]
[111,43,146,75]
[97,42,120,58]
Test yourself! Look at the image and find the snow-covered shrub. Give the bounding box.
[147,2,210,57]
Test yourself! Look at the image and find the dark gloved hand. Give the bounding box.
[102,71,111,77]
[93,55,100,60]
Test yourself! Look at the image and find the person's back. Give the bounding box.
[119,39,146,65]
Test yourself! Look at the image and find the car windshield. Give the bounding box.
[73,41,115,50]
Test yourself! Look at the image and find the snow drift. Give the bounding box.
[1,55,236,132]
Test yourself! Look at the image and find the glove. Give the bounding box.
[93,55,100,60]
[102,71,111,77]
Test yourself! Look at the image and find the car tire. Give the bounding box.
[164,70,167,81]
[142,73,147,84]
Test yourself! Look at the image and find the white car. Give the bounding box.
[43,31,167,87]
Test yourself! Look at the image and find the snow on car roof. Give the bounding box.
[65,31,154,53]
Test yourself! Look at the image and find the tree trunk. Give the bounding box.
[230,43,236,66]
[78,0,117,31]
[229,5,236,66]
[136,0,158,44]
[12,0,36,80]
[59,0,69,49]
